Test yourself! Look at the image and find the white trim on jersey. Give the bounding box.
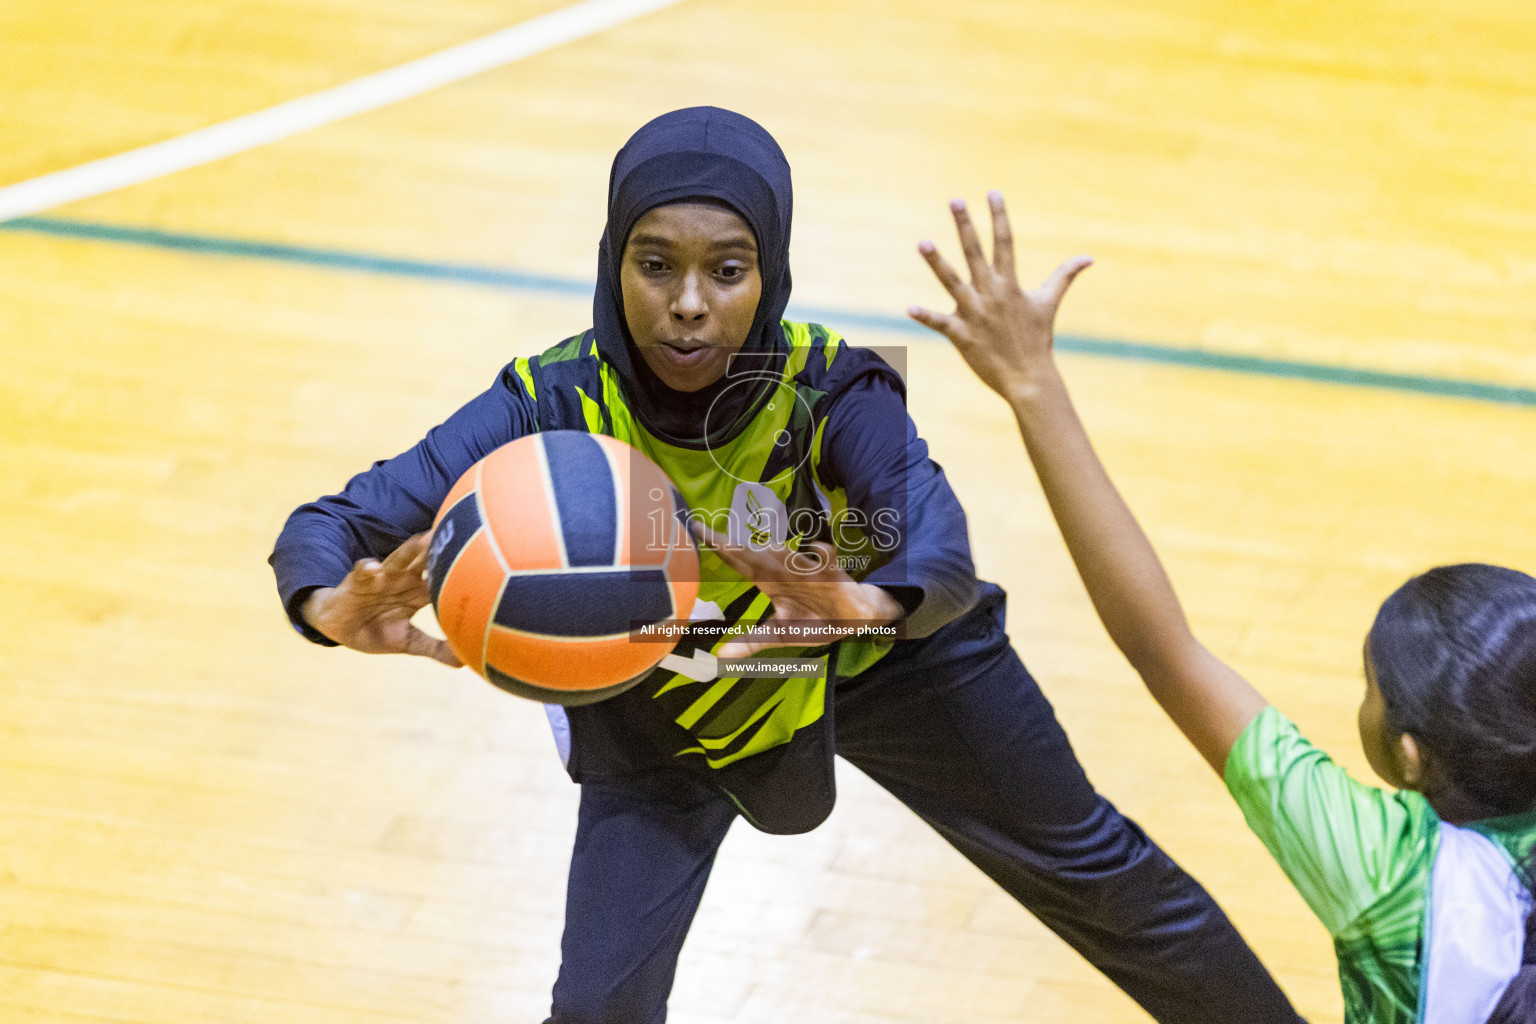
[544,705,573,767]
[1423,821,1532,1024]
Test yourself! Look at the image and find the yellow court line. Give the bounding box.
[0,0,688,223]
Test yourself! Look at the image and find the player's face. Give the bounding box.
[1359,644,1410,789]
[621,202,763,393]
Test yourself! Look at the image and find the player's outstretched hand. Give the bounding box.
[908,191,1092,402]
[692,524,903,658]
[301,533,462,668]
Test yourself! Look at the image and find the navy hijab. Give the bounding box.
[594,107,793,444]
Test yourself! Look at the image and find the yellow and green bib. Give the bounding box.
[517,321,902,832]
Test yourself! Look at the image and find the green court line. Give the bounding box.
[4,215,592,296]
[6,214,1534,408]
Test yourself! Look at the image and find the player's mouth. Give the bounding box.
[655,341,713,367]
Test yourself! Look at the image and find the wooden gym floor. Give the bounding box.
[2,1,1534,1021]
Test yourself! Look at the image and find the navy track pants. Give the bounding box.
[547,585,1302,1024]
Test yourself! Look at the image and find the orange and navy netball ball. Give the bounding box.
[425,431,698,705]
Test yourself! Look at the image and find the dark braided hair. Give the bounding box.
[1365,564,1536,1022]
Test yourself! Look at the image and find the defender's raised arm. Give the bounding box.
[909,192,1267,771]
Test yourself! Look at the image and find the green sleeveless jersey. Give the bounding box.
[515,321,904,833]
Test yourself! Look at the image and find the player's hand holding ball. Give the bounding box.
[908,191,1092,403]
[693,524,904,658]
[302,533,462,668]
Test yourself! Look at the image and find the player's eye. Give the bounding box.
[638,257,668,274]
[717,262,750,281]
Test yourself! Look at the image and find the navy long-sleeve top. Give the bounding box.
[270,362,979,648]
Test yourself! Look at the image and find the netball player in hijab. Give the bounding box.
[272,108,1303,1023]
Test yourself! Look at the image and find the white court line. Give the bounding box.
[0,0,687,223]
